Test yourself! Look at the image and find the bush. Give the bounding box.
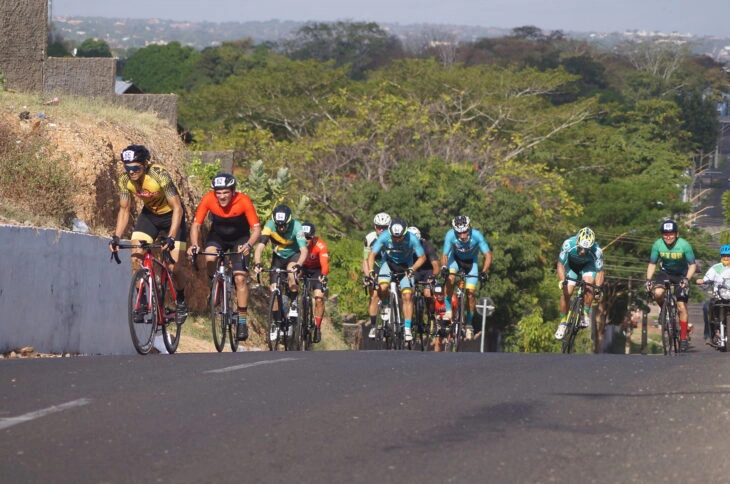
[0,123,75,223]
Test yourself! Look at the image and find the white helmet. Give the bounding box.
[373,212,391,227]
[407,226,421,240]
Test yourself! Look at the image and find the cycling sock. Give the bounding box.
[560,313,567,324]
[370,315,377,326]
[583,306,590,316]
[680,320,688,339]
[445,298,452,312]
[405,319,412,329]
[315,316,322,328]
[238,307,247,324]
[176,289,185,303]
[466,311,473,325]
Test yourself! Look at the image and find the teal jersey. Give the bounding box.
[649,237,695,275]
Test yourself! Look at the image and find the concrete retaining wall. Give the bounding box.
[0,225,135,355]
[0,0,46,92]
[43,57,116,97]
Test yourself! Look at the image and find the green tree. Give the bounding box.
[75,38,112,58]
[122,41,201,93]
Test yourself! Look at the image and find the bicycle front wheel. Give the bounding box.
[227,279,239,353]
[160,276,181,354]
[301,294,313,351]
[453,297,464,352]
[210,276,226,352]
[268,292,282,351]
[128,269,156,355]
[659,304,673,356]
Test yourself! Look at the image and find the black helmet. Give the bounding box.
[389,217,408,238]
[211,173,236,191]
[272,204,292,229]
[660,220,678,234]
[120,145,150,163]
[302,222,316,239]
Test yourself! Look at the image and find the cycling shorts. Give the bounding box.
[653,271,689,302]
[446,255,479,291]
[377,261,414,293]
[132,208,188,250]
[204,232,250,272]
[301,267,325,292]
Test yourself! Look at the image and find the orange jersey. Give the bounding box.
[193,191,260,239]
[303,237,329,275]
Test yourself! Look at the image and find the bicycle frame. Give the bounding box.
[196,249,240,352]
[115,241,180,355]
[259,267,299,351]
[561,276,600,354]
[656,280,681,356]
[413,279,436,351]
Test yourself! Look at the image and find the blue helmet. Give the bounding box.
[720,245,730,256]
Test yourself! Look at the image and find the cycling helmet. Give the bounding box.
[302,222,316,239]
[120,145,150,163]
[272,204,292,229]
[211,173,236,191]
[660,220,678,234]
[407,226,421,240]
[433,284,444,295]
[720,244,730,256]
[373,212,391,227]
[452,215,471,234]
[576,227,595,249]
[389,217,408,238]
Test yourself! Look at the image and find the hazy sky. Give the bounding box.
[52,0,730,37]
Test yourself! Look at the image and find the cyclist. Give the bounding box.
[301,222,329,343]
[554,227,605,340]
[366,217,426,342]
[363,212,391,339]
[441,215,492,340]
[407,226,440,334]
[253,204,308,315]
[695,244,730,346]
[645,219,696,352]
[187,173,261,342]
[109,144,189,322]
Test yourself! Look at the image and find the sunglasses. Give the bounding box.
[124,164,143,173]
[375,225,388,231]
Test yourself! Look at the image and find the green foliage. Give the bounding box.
[75,38,112,58]
[502,303,557,353]
[239,160,294,221]
[283,21,402,79]
[185,155,220,193]
[122,42,201,93]
[323,237,366,316]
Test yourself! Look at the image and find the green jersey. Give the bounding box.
[649,237,695,275]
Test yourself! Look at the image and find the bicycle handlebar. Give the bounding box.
[110,241,175,265]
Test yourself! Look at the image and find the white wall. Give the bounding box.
[0,225,136,355]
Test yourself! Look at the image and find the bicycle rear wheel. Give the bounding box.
[668,298,680,354]
[561,294,582,354]
[210,276,226,352]
[128,269,156,355]
[160,276,181,354]
[287,293,302,351]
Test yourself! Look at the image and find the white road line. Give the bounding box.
[0,398,92,431]
[204,357,300,374]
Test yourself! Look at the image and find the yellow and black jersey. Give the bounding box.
[118,164,180,215]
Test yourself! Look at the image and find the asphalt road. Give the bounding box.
[2,346,730,484]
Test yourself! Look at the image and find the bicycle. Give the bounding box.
[562,277,601,354]
[193,248,241,353]
[412,279,436,351]
[706,278,730,351]
[365,272,407,350]
[112,241,184,355]
[650,279,683,355]
[297,276,327,351]
[442,271,470,353]
[257,267,300,351]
